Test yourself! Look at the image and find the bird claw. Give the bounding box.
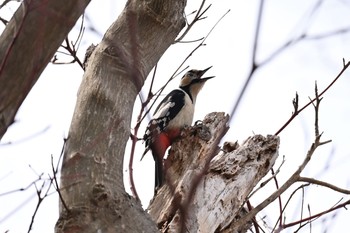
[191,123,211,141]
[194,120,203,126]
[180,125,191,137]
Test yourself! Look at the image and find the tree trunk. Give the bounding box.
[55,0,186,232]
[0,0,90,139]
[148,112,280,232]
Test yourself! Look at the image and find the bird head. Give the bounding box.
[180,66,214,87]
[179,66,214,97]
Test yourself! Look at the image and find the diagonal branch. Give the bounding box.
[232,82,331,230]
[280,199,350,230]
[275,60,350,135]
[0,0,90,140]
[298,177,350,195]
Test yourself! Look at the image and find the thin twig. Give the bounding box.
[279,199,350,230]
[271,184,310,232]
[128,65,159,199]
[271,167,283,227]
[0,16,8,25]
[175,0,210,43]
[0,177,43,196]
[51,155,69,212]
[0,126,50,146]
[232,82,330,230]
[275,60,350,135]
[27,176,53,233]
[51,16,85,69]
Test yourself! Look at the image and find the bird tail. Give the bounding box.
[154,156,163,191]
[142,133,171,191]
[141,143,165,191]
[151,138,170,191]
[140,147,149,161]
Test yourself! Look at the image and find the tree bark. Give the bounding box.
[148,112,280,232]
[55,0,186,232]
[0,0,90,139]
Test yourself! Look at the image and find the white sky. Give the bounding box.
[1,0,350,232]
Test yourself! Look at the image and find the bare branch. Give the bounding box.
[271,167,283,227]
[279,199,350,230]
[0,126,49,146]
[275,60,350,135]
[0,0,90,139]
[175,0,211,43]
[0,177,43,196]
[52,36,84,70]
[304,26,350,41]
[0,0,16,9]
[259,0,324,67]
[51,15,85,69]
[232,80,330,230]
[298,177,350,195]
[0,16,8,25]
[27,180,52,233]
[51,155,69,212]
[228,0,264,122]
[272,184,310,232]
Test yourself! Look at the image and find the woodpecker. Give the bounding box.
[142,67,214,190]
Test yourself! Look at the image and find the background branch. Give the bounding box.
[0,0,90,139]
[298,177,350,195]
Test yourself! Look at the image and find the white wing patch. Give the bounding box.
[153,101,176,119]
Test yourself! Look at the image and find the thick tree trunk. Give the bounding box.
[0,0,90,139]
[148,112,280,232]
[55,1,185,232]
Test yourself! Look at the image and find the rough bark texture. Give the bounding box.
[56,0,186,232]
[148,112,280,233]
[0,0,90,139]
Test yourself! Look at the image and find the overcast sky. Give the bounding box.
[1,0,350,232]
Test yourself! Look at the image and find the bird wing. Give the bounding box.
[151,89,186,131]
[153,89,185,116]
[142,89,186,155]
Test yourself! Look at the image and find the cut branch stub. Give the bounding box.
[147,112,280,233]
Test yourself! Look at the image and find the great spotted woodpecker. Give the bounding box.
[142,67,214,190]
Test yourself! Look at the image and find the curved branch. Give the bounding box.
[298,177,350,195]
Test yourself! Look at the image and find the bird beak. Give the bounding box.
[198,66,214,82]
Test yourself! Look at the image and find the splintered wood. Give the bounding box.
[147,112,279,233]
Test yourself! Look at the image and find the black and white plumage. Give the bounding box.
[142,67,214,190]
